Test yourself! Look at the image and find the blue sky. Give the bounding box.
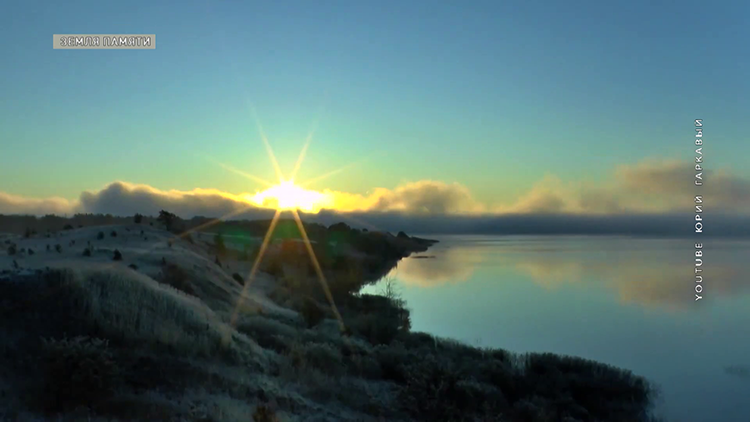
[0,0,747,215]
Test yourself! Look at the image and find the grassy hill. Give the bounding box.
[0,214,663,421]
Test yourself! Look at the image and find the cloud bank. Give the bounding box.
[1,158,748,236]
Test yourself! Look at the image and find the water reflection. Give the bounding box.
[391,236,748,311]
[387,242,485,287]
[374,236,750,422]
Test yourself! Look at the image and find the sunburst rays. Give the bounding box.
[220,109,353,334]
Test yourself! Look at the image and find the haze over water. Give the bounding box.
[363,235,750,422]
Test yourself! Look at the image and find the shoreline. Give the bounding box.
[0,216,663,421]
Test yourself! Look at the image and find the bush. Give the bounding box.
[97,231,104,240]
[7,244,16,255]
[214,233,227,256]
[232,272,244,285]
[344,295,411,345]
[113,249,122,261]
[110,231,117,237]
[373,343,412,383]
[27,248,35,255]
[297,342,344,376]
[134,213,143,224]
[160,263,195,296]
[236,316,297,353]
[398,354,483,420]
[300,297,325,328]
[63,224,74,230]
[82,247,92,257]
[54,244,62,253]
[253,403,280,422]
[38,336,121,412]
[128,264,138,270]
[46,244,50,252]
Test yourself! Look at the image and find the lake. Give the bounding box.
[361,235,750,422]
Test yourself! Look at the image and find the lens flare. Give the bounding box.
[250,180,331,213]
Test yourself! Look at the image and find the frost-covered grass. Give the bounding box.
[0,221,664,421]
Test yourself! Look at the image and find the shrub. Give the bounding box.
[214,233,227,256]
[232,272,244,285]
[82,247,92,257]
[373,343,412,383]
[300,297,325,328]
[397,354,479,420]
[97,231,104,240]
[253,403,280,422]
[54,244,62,253]
[134,213,143,224]
[27,248,35,256]
[236,316,296,353]
[347,353,383,379]
[345,295,411,346]
[46,244,50,252]
[7,244,16,255]
[110,231,117,237]
[63,224,74,230]
[298,342,345,376]
[160,263,195,296]
[38,336,121,412]
[128,264,138,270]
[214,256,222,267]
[113,249,122,261]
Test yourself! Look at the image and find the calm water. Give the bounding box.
[362,235,750,422]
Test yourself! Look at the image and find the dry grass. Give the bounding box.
[0,219,664,422]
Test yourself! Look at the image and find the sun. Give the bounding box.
[250,179,331,213]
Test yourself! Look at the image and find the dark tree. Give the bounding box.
[157,210,177,232]
[133,213,143,224]
[113,249,122,261]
